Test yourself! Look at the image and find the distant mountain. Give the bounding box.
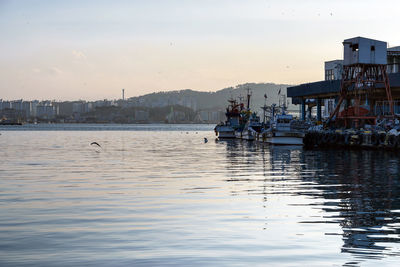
[128,83,294,114]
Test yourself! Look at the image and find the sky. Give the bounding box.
[1,0,400,100]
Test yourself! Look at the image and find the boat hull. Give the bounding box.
[264,131,304,145]
[241,131,255,141]
[215,125,236,139]
[235,130,243,139]
[265,136,303,145]
[217,131,236,139]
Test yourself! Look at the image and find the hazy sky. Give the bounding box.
[1,0,400,100]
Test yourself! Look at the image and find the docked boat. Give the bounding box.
[234,88,262,140]
[214,98,242,139]
[263,113,305,145]
[262,98,305,145]
[0,119,23,125]
[215,124,236,138]
[241,112,263,141]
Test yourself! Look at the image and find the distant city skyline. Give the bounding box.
[1,0,400,100]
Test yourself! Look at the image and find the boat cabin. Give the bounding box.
[274,114,293,131]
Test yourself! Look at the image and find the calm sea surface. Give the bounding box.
[0,124,400,266]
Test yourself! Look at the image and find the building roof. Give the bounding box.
[287,72,400,102]
[388,46,400,52]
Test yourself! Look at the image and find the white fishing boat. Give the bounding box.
[262,96,305,145]
[234,88,264,141]
[215,124,236,139]
[241,113,263,141]
[214,98,242,139]
[263,113,305,145]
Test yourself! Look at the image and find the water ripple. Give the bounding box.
[0,127,399,266]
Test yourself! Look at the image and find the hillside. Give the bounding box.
[128,83,294,114]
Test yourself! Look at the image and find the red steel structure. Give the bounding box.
[328,63,394,128]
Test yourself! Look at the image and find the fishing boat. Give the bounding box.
[0,118,23,125]
[262,96,305,145]
[214,124,236,139]
[234,88,261,140]
[263,114,304,145]
[214,98,243,139]
[241,112,263,141]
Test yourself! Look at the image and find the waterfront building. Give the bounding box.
[0,100,12,110]
[36,105,56,119]
[288,37,400,121]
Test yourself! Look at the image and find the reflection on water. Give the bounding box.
[0,126,399,266]
[221,140,400,265]
[298,149,400,260]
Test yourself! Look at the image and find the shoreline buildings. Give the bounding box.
[0,96,223,124]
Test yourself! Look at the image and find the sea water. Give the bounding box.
[0,124,399,266]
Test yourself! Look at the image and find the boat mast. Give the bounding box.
[228,95,236,109]
[282,94,287,115]
[238,94,244,111]
[262,93,268,124]
[272,104,276,120]
[246,87,252,111]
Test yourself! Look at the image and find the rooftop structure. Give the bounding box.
[325,60,343,81]
[343,37,387,65]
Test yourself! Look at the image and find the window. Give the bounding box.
[351,43,359,51]
[325,69,335,81]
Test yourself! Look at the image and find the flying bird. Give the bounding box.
[90,142,101,147]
